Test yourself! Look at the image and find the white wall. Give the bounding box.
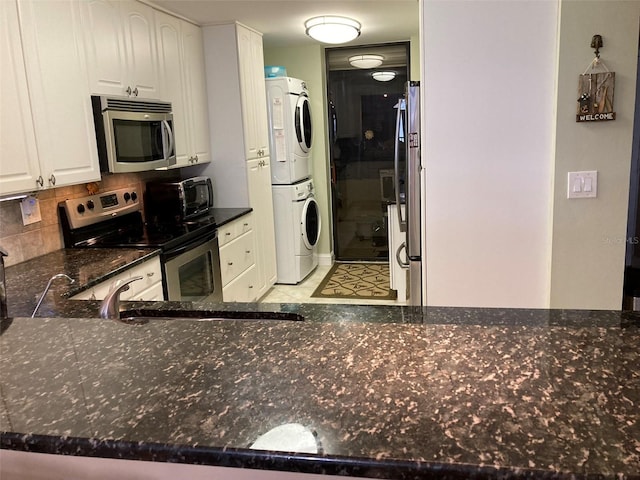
[422,0,559,308]
[549,0,640,310]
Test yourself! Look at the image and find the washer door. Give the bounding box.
[295,95,312,153]
[301,197,320,250]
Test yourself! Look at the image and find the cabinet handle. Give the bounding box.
[133,87,139,97]
[146,272,154,277]
[90,292,96,301]
[36,176,44,187]
[225,232,231,236]
[245,250,251,254]
[126,86,132,96]
[243,223,249,227]
[194,155,199,162]
[248,285,253,289]
[49,174,56,186]
[227,262,233,266]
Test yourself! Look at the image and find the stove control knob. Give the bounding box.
[124,192,131,202]
[87,200,95,210]
[131,192,138,202]
[77,204,85,214]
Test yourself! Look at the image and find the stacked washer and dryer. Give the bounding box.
[266,76,321,284]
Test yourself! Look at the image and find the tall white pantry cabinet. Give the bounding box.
[194,22,277,301]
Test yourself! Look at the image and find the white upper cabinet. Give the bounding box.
[236,25,270,160]
[0,0,40,196]
[155,10,210,168]
[81,0,159,99]
[0,0,100,197]
[182,21,211,165]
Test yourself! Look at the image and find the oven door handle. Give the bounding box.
[163,229,218,259]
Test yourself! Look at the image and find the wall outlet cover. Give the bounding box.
[20,195,42,225]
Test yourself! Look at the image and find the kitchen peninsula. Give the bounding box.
[1,251,639,479]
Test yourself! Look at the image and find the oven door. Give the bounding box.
[162,230,223,303]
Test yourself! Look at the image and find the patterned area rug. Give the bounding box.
[311,263,396,300]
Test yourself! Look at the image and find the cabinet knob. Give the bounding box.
[49,174,56,186]
[225,232,231,236]
[227,262,233,266]
[146,272,154,277]
[248,285,253,289]
[245,250,251,254]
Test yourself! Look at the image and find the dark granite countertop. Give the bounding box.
[1,218,639,478]
[1,311,638,479]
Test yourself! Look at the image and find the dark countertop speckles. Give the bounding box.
[1,316,638,479]
[1,225,639,478]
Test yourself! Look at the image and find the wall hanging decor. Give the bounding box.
[577,34,616,122]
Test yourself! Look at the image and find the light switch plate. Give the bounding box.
[567,171,598,199]
[20,195,42,225]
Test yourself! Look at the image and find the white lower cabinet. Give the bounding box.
[71,256,164,302]
[218,214,258,302]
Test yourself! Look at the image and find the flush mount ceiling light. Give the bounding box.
[348,54,384,69]
[372,71,396,82]
[305,16,361,44]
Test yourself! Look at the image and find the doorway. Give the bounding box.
[623,39,640,309]
[326,43,410,261]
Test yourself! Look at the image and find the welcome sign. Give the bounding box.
[577,71,616,122]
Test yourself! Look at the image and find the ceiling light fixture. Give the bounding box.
[372,71,396,82]
[304,16,361,44]
[348,54,384,69]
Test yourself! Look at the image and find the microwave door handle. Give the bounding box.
[162,120,175,159]
[394,98,407,232]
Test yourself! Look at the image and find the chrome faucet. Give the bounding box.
[32,273,75,318]
[99,276,142,320]
[0,247,8,319]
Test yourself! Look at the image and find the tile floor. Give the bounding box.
[259,264,407,306]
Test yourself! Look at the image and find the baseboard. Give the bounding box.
[317,252,334,266]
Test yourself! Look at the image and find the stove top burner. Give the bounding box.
[61,205,219,253]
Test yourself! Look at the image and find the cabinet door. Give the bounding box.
[247,158,277,298]
[248,29,270,158]
[0,0,41,197]
[155,10,189,166]
[80,0,128,96]
[120,1,159,99]
[182,21,211,165]
[19,0,100,189]
[237,26,269,160]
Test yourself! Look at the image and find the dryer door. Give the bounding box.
[295,95,312,153]
[301,196,321,250]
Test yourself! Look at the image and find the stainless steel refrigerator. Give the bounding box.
[394,81,423,306]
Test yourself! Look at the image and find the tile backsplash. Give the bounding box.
[0,171,178,267]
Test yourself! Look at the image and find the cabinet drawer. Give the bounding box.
[129,281,165,301]
[219,231,255,286]
[218,213,253,246]
[124,256,162,292]
[223,264,258,302]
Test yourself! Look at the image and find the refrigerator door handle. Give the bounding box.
[394,98,406,232]
[396,242,409,269]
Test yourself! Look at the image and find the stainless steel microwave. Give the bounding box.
[91,95,176,173]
